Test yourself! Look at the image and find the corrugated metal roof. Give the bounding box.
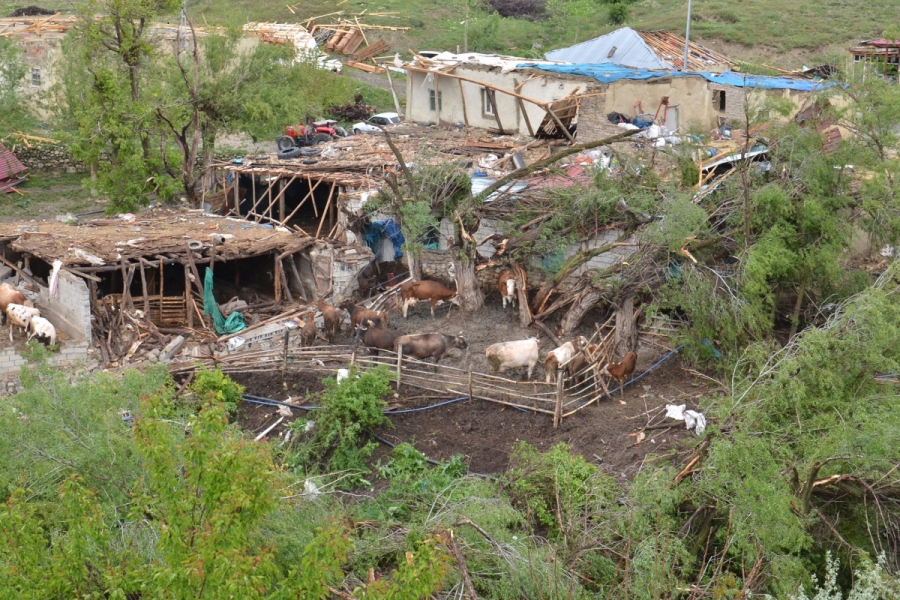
[545,27,673,70]
[0,143,26,181]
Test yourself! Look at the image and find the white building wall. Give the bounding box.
[405,66,588,135]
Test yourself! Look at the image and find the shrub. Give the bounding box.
[291,366,394,486]
[488,0,548,21]
[507,442,618,537]
[608,3,628,24]
[189,368,244,417]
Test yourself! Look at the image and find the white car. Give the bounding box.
[352,112,401,135]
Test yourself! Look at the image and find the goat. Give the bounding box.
[6,303,40,342]
[27,315,56,346]
[599,351,638,399]
[301,316,317,347]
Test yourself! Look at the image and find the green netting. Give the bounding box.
[204,267,246,335]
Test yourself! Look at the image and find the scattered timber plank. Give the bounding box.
[346,60,385,74]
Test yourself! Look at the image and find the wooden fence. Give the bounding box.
[169,340,617,427]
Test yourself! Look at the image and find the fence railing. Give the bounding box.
[169,341,616,427]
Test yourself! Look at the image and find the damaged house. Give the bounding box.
[403,45,827,141]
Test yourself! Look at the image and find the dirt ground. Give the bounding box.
[229,290,710,480]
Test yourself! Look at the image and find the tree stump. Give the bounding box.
[561,288,600,335]
[453,254,484,312]
[615,296,637,355]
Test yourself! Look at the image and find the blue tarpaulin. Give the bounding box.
[517,62,834,92]
[364,219,406,260]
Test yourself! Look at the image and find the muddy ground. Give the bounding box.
[229,292,711,479]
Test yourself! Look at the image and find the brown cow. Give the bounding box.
[339,300,387,329]
[357,321,405,356]
[316,299,341,342]
[301,316,317,347]
[394,333,468,363]
[400,280,460,319]
[497,268,517,309]
[0,283,26,324]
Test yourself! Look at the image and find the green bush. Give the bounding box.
[608,3,628,24]
[507,442,618,537]
[189,368,244,417]
[291,366,394,487]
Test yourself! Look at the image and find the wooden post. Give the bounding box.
[488,89,504,133]
[396,346,403,392]
[233,174,241,217]
[385,64,402,116]
[315,182,336,238]
[119,257,129,312]
[185,265,194,328]
[251,173,256,214]
[435,74,441,127]
[274,255,282,302]
[281,329,290,384]
[457,78,470,128]
[468,369,473,403]
[516,97,535,137]
[139,259,150,315]
[553,369,564,429]
[278,177,285,223]
[280,176,321,225]
[308,176,319,219]
[279,259,294,303]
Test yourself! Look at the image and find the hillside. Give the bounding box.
[2,0,885,67]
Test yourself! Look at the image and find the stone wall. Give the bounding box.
[14,143,87,173]
[0,341,91,380]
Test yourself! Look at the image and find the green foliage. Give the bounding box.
[0,37,32,138]
[608,2,628,24]
[0,363,172,506]
[792,552,900,600]
[507,442,618,536]
[644,193,709,252]
[190,367,244,417]
[291,366,394,486]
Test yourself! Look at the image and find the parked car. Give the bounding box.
[351,112,401,135]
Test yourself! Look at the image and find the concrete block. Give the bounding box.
[160,336,185,362]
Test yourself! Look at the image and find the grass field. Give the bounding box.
[0,0,887,67]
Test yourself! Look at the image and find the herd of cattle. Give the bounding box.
[310,270,639,388]
[0,283,56,346]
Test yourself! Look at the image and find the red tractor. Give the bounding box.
[276,120,348,152]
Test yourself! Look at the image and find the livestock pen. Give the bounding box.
[169,337,664,427]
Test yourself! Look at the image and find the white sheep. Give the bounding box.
[6,303,40,342]
[27,315,56,346]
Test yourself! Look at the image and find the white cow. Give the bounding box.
[27,315,56,346]
[6,303,40,342]
[544,336,588,384]
[485,337,540,380]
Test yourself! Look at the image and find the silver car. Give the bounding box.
[352,112,401,134]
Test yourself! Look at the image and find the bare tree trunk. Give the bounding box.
[561,288,600,335]
[453,254,483,312]
[514,265,532,327]
[615,296,637,355]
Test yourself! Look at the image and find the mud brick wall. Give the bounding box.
[14,143,87,173]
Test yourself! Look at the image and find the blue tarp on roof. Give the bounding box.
[517,62,832,92]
